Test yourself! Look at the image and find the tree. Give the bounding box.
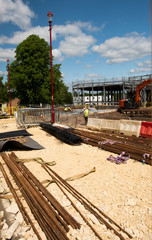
[0,76,8,103]
[9,34,72,105]
[52,64,73,105]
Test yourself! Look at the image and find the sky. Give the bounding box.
[0,0,151,91]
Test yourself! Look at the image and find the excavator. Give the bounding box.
[118,78,152,112]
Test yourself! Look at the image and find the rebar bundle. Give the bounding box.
[67,128,152,165]
[40,123,82,145]
[0,152,80,240]
[42,163,133,240]
[0,152,134,239]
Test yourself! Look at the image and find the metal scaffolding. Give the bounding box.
[72,74,152,106]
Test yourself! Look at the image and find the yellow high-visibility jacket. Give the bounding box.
[84,109,89,117]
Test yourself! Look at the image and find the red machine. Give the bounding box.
[118,79,152,111]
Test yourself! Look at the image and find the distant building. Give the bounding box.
[72,74,152,106]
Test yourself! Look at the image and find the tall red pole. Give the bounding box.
[150,0,152,74]
[48,11,55,124]
[7,59,12,115]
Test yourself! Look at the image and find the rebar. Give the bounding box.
[10,152,80,230]
[68,128,152,165]
[0,162,43,240]
[1,152,81,240]
[42,164,133,240]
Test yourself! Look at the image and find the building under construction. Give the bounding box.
[72,74,152,106]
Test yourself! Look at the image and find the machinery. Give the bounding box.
[118,78,152,112]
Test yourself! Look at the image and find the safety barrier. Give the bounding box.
[119,120,141,137]
[16,108,60,128]
[101,119,120,132]
[140,121,152,139]
[87,118,104,130]
[87,118,144,137]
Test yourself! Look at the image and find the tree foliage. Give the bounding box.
[9,34,73,105]
[0,76,8,103]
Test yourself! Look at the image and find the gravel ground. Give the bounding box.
[0,117,152,240]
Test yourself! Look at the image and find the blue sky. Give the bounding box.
[0,0,151,91]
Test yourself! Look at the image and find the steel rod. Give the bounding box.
[0,162,43,240]
[43,164,133,239]
[42,164,104,240]
[1,152,69,240]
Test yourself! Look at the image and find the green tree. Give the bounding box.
[9,34,72,105]
[0,76,8,103]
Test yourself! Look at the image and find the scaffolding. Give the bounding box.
[72,74,152,106]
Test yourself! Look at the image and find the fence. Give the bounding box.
[16,108,60,128]
[1,106,19,115]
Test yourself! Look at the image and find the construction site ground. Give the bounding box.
[0,116,152,240]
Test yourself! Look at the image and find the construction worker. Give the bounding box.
[64,106,68,112]
[67,107,72,112]
[84,108,89,125]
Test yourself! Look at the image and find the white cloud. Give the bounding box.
[0,70,7,76]
[0,22,97,61]
[85,64,92,69]
[130,59,151,74]
[84,73,102,79]
[53,23,82,38]
[72,21,106,32]
[0,48,15,62]
[0,22,92,46]
[0,47,63,64]
[59,33,96,57]
[75,60,81,64]
[61,72,65,78]
[0,0,35,30]
[95,59,100,63]
[92,33,151,64]
[53,22,97,58]
[136,59,151,67]
[3,26,49,45]
[130,68,151,73]
[52,49,64,62]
